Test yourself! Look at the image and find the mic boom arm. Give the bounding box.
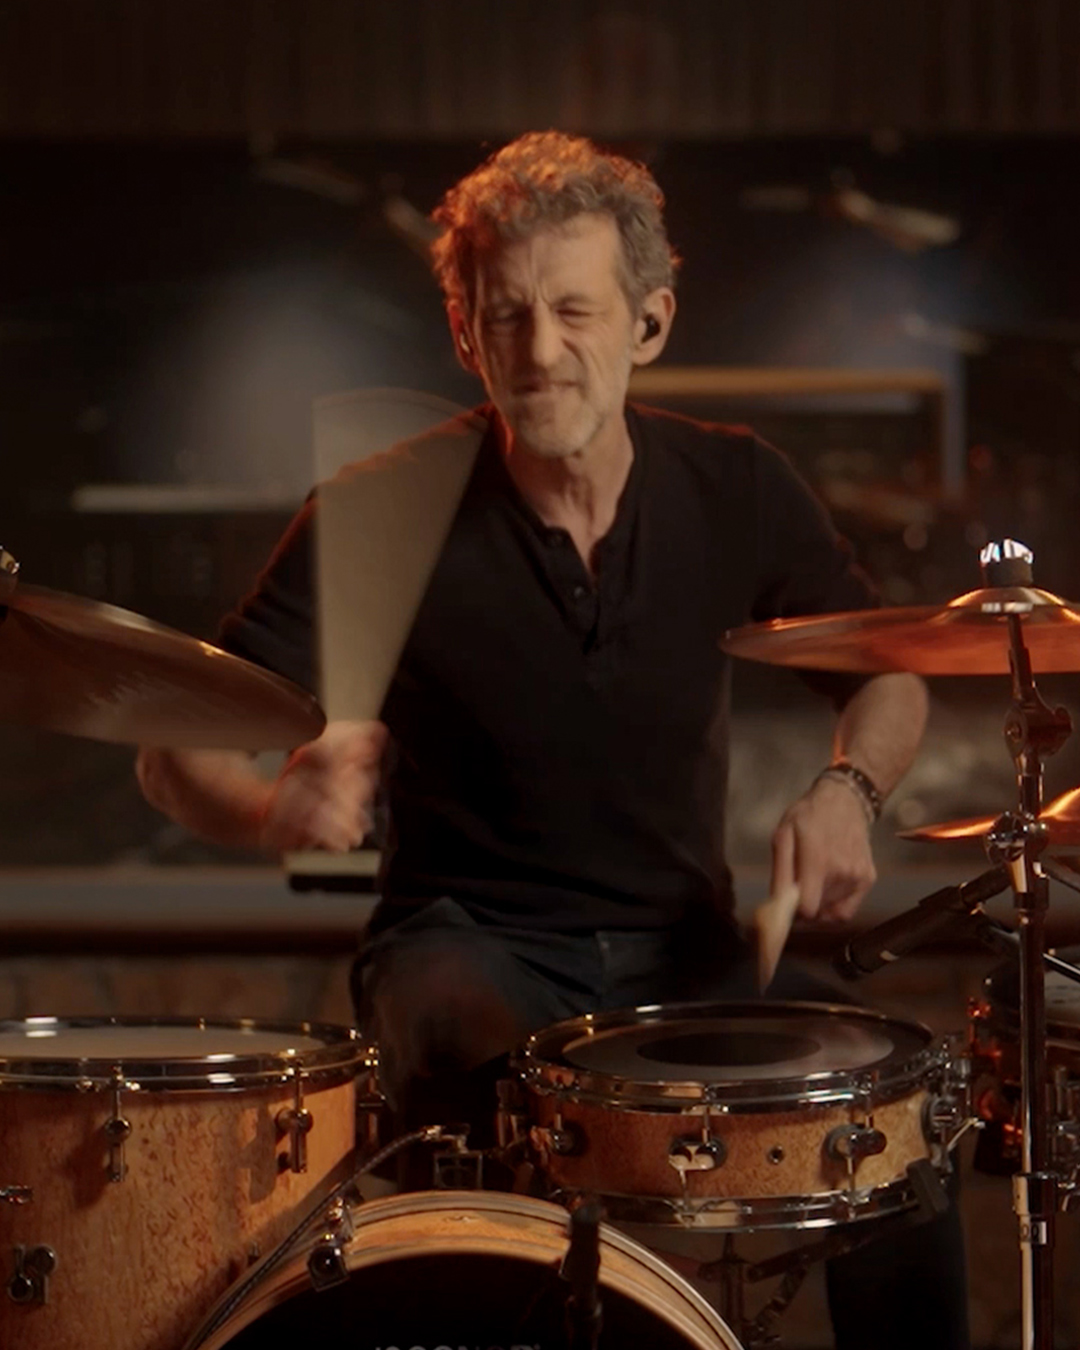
[835,865,1010,980]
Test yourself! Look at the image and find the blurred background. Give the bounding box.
[5,0,1080,874]
[3,4,1080,1343]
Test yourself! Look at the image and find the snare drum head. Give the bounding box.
[985,948,1080,1042]
[523,1001,937,1106]
[0,1017,368,1090]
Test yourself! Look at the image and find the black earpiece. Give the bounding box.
[642,314,661,341]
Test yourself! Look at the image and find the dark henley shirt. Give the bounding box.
[219,403,875,935]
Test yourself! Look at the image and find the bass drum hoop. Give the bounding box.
[186,1190,741,1350]
[0,1016,371,1092]
[519,1000,944,1111]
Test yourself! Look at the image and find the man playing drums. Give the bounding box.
[136,132,966,1349]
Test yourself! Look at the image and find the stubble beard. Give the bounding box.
[500,386,609,461]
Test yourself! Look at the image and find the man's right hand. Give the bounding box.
[257,719,388,856]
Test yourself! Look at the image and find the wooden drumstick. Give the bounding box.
[753,882,801,992]
[313,392,484,722]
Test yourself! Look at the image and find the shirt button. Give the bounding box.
[573,584,588,600]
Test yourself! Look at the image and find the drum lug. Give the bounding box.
[6,1244,57,1306]
[308,1235,349,1290]
[277,1068,314,1174]
[926,1045,981,1160]
[307,1199,354,1291]
[105,1068,132,1183]
[531,1116,584,1160]
[0,1187,32,1206]
[668,1133,727,1175]
[825,1123,887,1163]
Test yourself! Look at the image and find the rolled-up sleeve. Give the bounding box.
[217,495,318,696]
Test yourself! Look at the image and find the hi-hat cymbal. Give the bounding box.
[899,788,1080,847]
[721,586,1080,676]
[0,582,325,751]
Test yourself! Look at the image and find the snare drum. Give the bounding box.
[0,1017,370,1350]
[515,1001,956,1230]
[185,1190,741,1349]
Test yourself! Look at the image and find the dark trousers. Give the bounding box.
[351,898,970,1350]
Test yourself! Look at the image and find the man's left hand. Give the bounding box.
[770,775,877,923]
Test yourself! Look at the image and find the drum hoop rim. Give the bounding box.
[182,1190,737,1350]
[517,999,945,1108]
[557,1173,928,1231]
[0,1015,373,1090]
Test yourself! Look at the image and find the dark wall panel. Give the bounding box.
[3,0,1080,141]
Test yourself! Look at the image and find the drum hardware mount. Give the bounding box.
[276,1066,314,1174]
[668,1130,727,1177]
[824,1122,886,1165]
[966,910,1080,988]
[431,1123,486,1191]
[307,1197,355,1292]
[530,1110,584,1161]
[104,1068,132,1183]
[0,1187,32,1206]
[925,1046,982,1164]
[6,1245,57,1307]
[560,1198,604,1350]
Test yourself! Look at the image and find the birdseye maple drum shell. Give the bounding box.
[190,1190,741,1350]
[517,1002,947,1230]
[0,1018,370,1350]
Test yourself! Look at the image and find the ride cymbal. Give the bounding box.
[721,586,1080,676]
[899,788,1080,847]
[0,582,324,750]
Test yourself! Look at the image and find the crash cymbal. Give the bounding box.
[0,581,325,750]
[721,586,1080,676]
[899,788,1080,847]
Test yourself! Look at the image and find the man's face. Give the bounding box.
[466,214,637,460]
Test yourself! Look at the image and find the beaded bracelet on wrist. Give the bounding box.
[813,760,883,825]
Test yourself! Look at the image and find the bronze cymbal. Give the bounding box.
[899,788,1080,847]
[721,586,1080,676]
[0,582,325,750]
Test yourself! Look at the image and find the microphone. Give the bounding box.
[561,1199,603,1350]
[834,865,1009,979]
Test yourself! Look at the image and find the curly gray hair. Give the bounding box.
[431,131,680,319]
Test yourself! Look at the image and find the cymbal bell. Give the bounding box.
[0,582,325,751]
[721,586,1080,676]
[899,788,1080,847]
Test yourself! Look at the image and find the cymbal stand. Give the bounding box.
[984,600,1072,1350]
[970,911,1080,987]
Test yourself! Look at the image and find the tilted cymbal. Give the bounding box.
[0,581,325,751]
[721,586,1080,676]
[899,788,1080,847]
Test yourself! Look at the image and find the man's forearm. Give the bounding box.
[136,747,274,853]
[832,672,929,798]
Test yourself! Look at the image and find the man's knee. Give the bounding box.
[356,937,523,1105]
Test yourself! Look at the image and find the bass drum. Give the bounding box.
[188,1190,740,1350]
